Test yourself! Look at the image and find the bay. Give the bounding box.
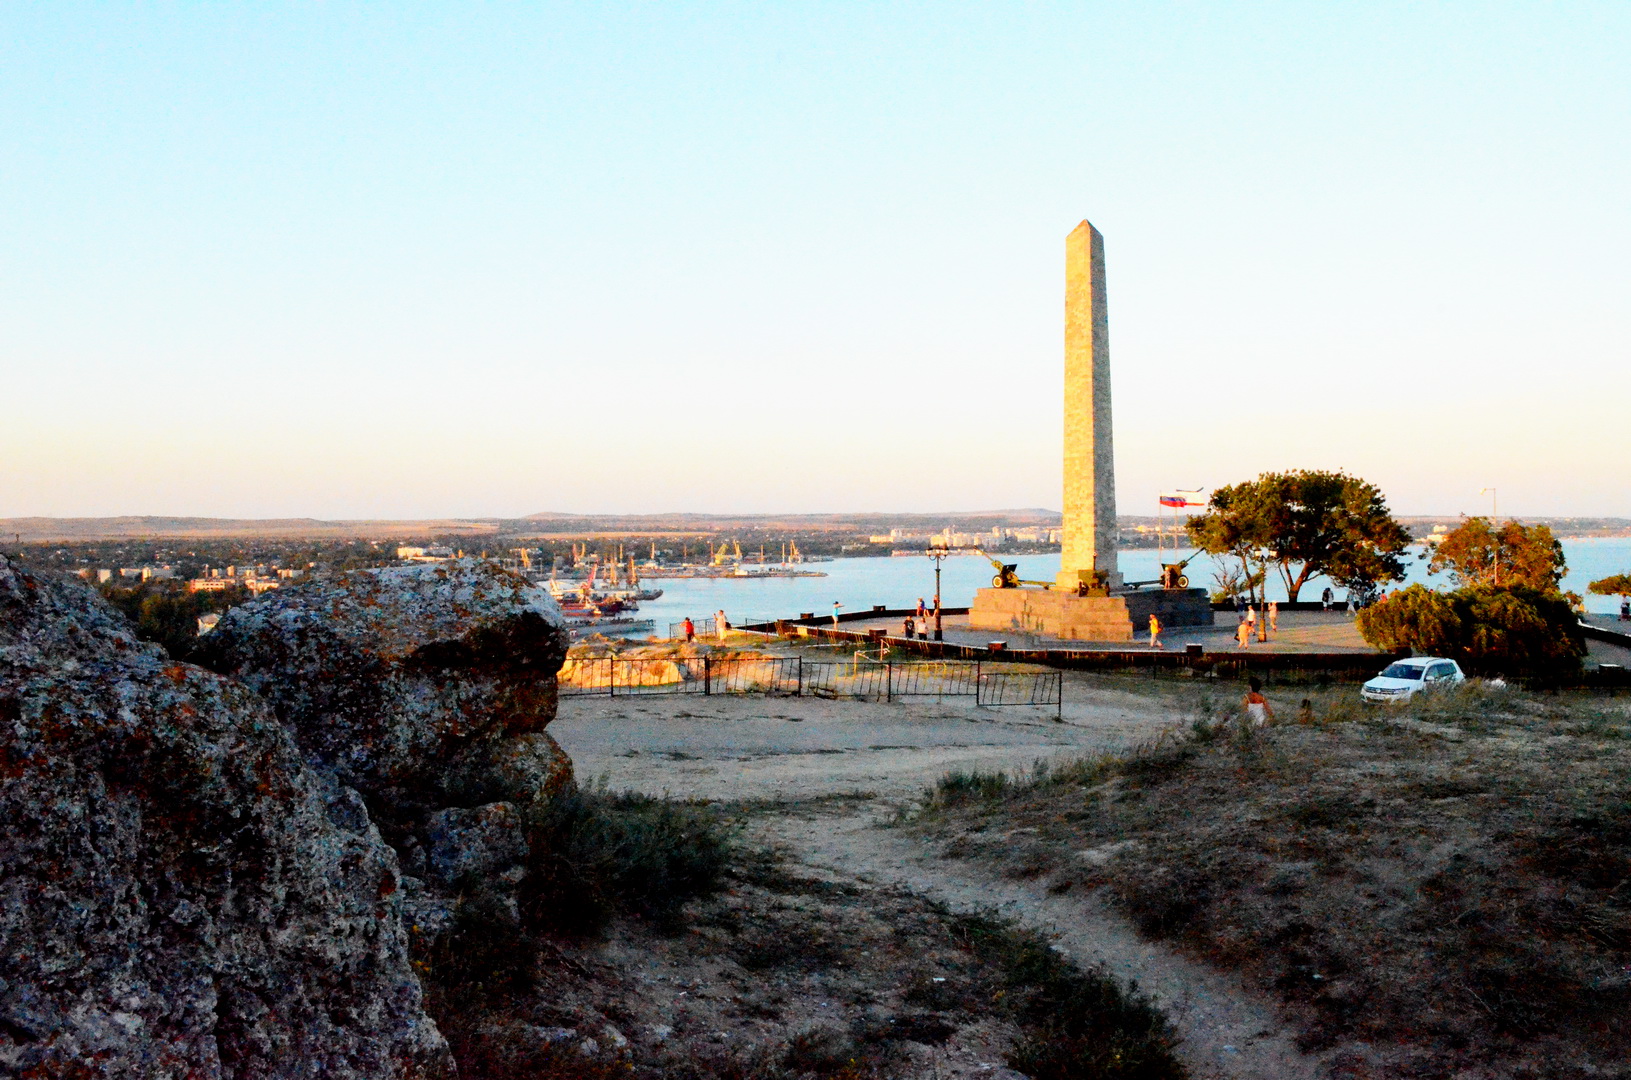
[631,538,1631,634]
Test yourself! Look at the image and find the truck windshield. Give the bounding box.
[1381,663,1426,680]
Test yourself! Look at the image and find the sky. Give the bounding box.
[2,2,1627,520]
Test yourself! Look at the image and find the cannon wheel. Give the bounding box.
[993,574,1007,588]
[1177,574,1190,588]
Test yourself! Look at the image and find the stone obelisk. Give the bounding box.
[1056,220,1120,592]
[967,219,1210,642]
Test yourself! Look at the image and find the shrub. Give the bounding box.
[519,785,732,936]
[1358,583,1584,681]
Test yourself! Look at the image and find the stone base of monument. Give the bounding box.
[967,587,1214,643]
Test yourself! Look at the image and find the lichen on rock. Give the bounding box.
[0,554,452,1078]
[200,560,574,834]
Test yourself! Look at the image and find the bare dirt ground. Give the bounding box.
[553,678,1330,1079]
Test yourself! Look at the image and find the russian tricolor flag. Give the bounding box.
[1160,491,1206,508]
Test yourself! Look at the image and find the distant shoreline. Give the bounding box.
[4,513,1628,544]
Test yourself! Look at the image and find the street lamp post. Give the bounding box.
[1480,487,1499,585]
[927,545,949,642]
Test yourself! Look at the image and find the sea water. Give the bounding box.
[632,538,1631,634]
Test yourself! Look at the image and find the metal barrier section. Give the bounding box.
[559,656,1062,713]
[978,669,1063,708]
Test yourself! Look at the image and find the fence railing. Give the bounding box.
[558,655,1061,715]
[667,617,775,640]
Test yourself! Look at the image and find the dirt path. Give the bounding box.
[752,802,1327,1080]
[552,689,1331,1079]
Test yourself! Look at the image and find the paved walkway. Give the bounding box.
[840,609,1376,654]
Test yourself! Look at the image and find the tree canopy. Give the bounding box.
[1588,573,1631,599]
[1428,518,1567,593]
[1357,583,1585,682]
[1185,470,1410,602]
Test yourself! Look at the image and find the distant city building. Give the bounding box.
[397,545,454,562]
[141,566,176,581]
[187,579,230,593]
[96,569,114,583]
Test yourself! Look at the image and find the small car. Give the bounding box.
[1360,657,1466,703]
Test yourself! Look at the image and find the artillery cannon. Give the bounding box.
[1125,551,1200,590]
[976,549,1053,590]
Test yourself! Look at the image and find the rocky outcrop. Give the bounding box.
[200,561,573,837]
[0,554,451,1078]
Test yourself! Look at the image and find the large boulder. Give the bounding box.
[0,554,450,1078]
[200,562,572,834]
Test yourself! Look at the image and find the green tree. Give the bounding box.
[1588,573,1631,599]
[98,580,249,661]
[1428,518,1566,592]
[1357,583,1585,682]
[1186,470,1410,603]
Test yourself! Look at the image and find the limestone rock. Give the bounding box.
[201,561,572,827]
[0,555,451,1078]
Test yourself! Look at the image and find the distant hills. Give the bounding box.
[0,517,501,542]
[4,511,1627,544]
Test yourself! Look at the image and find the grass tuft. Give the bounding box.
[945,908,1185,1079]
[520,782,733,936]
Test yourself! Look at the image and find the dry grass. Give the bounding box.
[911,683,1631,1078]
[433,839,1185,1079]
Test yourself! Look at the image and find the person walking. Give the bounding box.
[832,601,842,627]
[1268,600,1279,635]
[715,609,729,642]
[916,597,928,620]
[1235,616,1251,649]
[1243,678,1274,726]
[1148,613,1163,649]
[682,616,695,643]
[903,615,915,639]
[1621,599,1630,622]
[1321,586,1333,611]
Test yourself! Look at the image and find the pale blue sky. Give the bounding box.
[3,3,1626,518]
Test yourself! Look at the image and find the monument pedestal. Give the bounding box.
[968,587,1214,644]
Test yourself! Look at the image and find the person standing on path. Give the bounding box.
[916,597,927,620]
[1268,601,1279,636]
[682,616,695,643]
[1321,586,1333,611]
[832,601,842,627]
[1148,614,1163,649]
[1244,678,1274,726]
[715,610,729,642]
[903,615,915,639]
[1235,616,1251,649]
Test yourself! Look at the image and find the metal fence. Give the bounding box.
[558,655,1061,714]
[667,617,775,640]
